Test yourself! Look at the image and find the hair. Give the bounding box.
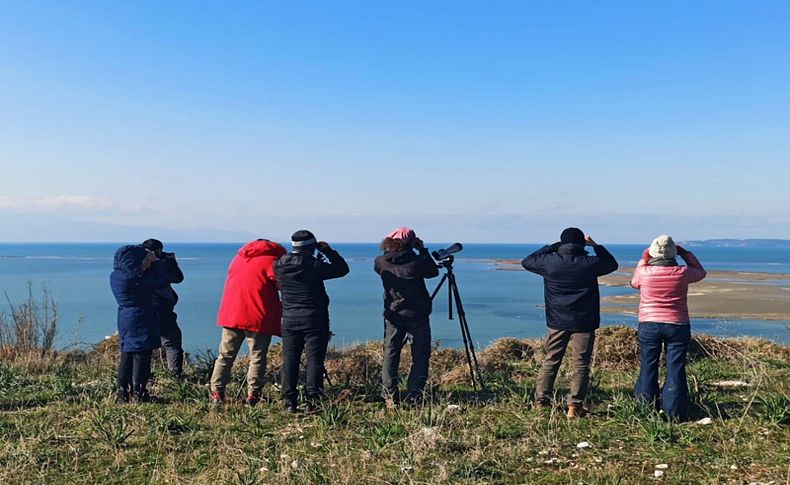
[142,238,163,253]
[380,237,409,253]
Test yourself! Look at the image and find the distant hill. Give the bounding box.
[680,239,790,248]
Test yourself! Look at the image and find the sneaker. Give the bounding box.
[246,394,261,407]
[210,391,225,405]
[567,405,588,418]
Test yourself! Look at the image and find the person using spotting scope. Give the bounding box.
[521,228,618,418]
[374,227,440,406]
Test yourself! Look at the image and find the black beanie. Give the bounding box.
[142,238,163,252]
[560,227,585,245]
[291,230,317,250]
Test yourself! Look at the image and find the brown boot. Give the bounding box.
[567,404,587,418]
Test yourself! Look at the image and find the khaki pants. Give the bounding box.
[535,328,595,406]
[210,327,272,397]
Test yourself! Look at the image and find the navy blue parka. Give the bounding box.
[110,245,171,353]
[521,243,618,332]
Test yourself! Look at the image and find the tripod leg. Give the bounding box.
[449,274,486,393]
[430,274,448,300]
[447,273,478,391]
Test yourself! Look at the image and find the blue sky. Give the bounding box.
[1,1,788,242]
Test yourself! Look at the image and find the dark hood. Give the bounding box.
[558,243,588,256]
[276,252,313,276]
[113,245,148,274]
[383,250,416,264]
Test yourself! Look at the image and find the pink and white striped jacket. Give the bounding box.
[630,249,707,324]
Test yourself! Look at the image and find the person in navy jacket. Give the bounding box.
[110,244,171,403]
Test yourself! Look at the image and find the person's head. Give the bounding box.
[560,227,585,245]
[381,226,416,252]
[649,234,677,259]
[291,230,317,254]
[142,238,164,257]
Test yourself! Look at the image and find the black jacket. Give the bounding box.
[151,257,184,312]
[274,247,350,329]
[521,243,618,332]
[374,248,440,323]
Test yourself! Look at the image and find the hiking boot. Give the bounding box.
[246,394,261,407]
[567,405,588,418]
[115,389,130,404]
[132,390,161,404]
[210,391,225,405]
[533,401,550,411]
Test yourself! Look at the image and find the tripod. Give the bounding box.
[430,256,485,392]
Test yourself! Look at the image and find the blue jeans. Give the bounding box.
[634,322,691,422]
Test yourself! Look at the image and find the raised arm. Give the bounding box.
[160,255,184,284]
[677,246,707,283]
[416,243,440,279]
[592,244,619,276]
[631,248,650,289]
[315,243,350,280]
[521,243,559,275]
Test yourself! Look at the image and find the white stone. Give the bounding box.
[696,417,714,425]
[654,470,665,478]
[711,380,751,387]
[290,459,300,470]
[730,465,738,470]
[576,441,591,449]
[655,464,669,470]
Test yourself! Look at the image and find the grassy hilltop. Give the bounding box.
[0,296,788,483]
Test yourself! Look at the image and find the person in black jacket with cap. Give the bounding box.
[521,227,618,418]
[142,238,186,379]
[274,230,349,413]
[374,227,439,406]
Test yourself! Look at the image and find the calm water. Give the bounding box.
[0,243,787,352]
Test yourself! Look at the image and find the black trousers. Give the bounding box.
[157,309,184,378]
[117,351,153,395]
[281,324,330,406]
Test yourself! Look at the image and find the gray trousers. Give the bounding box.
[158,310,184,378]
[535,328,596,406]
[382,318,431,400]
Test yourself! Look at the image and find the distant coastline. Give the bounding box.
[679,239,790,248]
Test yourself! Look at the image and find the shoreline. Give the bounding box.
[495,260,790,322]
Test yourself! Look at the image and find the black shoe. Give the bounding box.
[284,404,299,414]
[305,402,321,414]
[115,389,130,404]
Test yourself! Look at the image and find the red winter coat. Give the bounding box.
[217,240,287,336]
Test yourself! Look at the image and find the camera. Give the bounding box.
[432,243,463,261]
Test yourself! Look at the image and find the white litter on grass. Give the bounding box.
[421,427,440,440]
[445,404,463,413]
[654,470,665,478]
[697,417,714,425]
[576,441,591,449]
[730,465,738,470]
[712,380,751,388]
[290,459,300,470]
[655,464,669,470]
[400,466,414,473]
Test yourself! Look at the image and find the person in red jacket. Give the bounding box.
[210,239,286,406]
[631,235,706,421]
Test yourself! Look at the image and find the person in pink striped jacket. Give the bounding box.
[631,235,707,421]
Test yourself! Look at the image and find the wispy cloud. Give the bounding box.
[0,195,116,213]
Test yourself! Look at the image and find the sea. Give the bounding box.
[0,243,788,353]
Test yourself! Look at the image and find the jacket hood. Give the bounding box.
[383,250,416,264]
[558,243,588,256]
[276,252,312,275]
[239,240,287,259]
[113,245,148,274]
